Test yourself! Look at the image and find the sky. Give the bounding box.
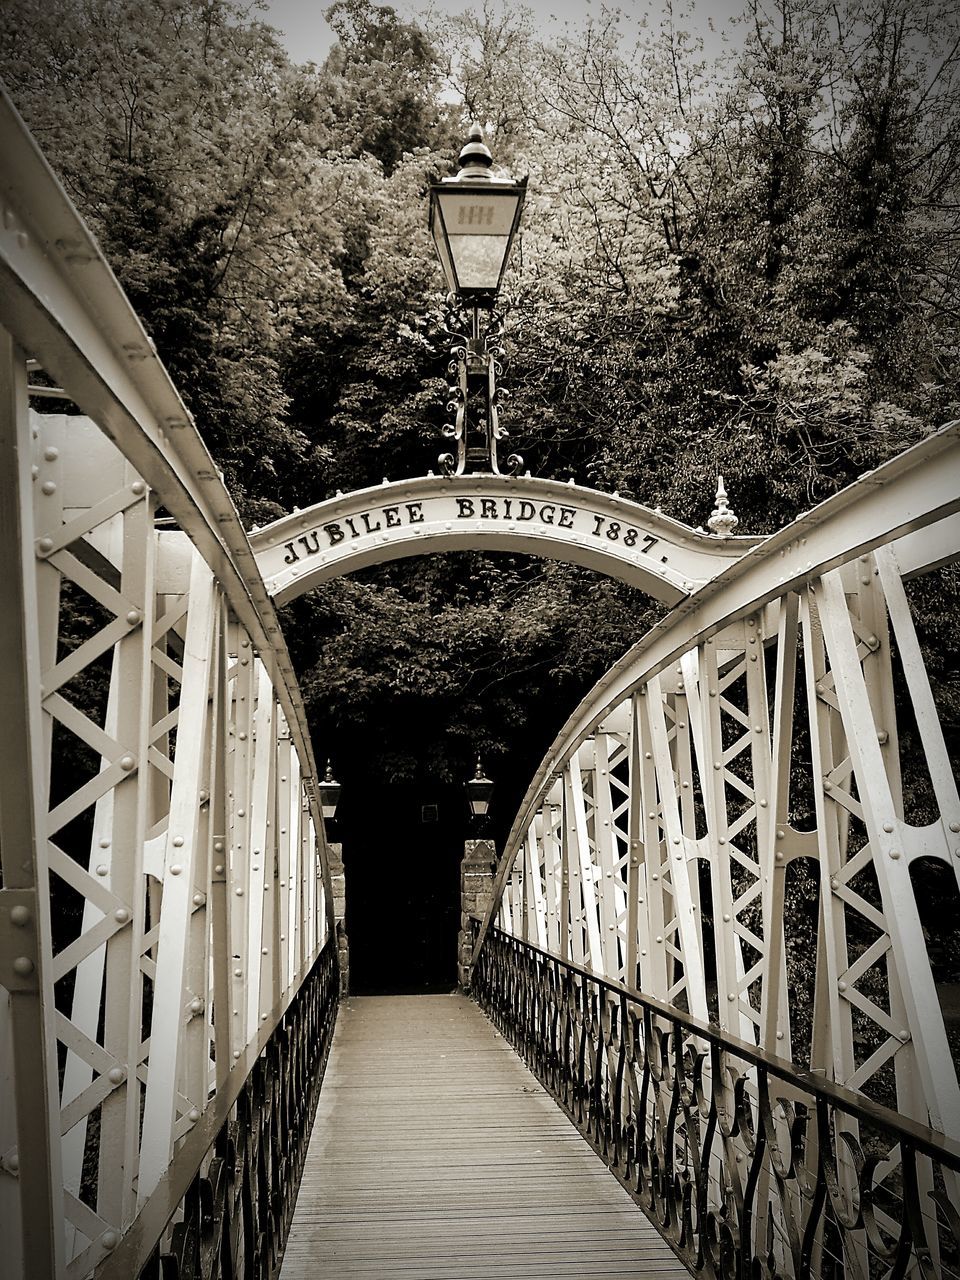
[261,0,745,67]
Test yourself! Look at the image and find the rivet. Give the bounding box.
[645,752,652,760]
[131,480,146,495]
[41,480,56,495]
[235,887,244,896]
[214,864,225,874]
[237,808,245,817]
[656,936,663,944]
[830,876,839,890]
[776,1031,784,1041]
[709,689,717,698]
[193,893,205,907]
[101,1230,119,1251]
[823,779,833,791]
[759,799,768,808]
[727,992,736,1001]
[125,609,141,625]
[107,1067,126,1085]
[776,828,785,840]
[96,864,109,876]
[233,1050,241,1059]
[718,838,726,845]
[239,732,247,741]
[949,822,960,834]
[170,864,182,876]
[877,730,888,745]
[12,957,34,977]
[189,1108,201,1122]
[119,755,135,771]
[899,1029,911,1042]
[882,822,894,833]
[190,997,203,1015]
[234,969,242,977]
[214,841,224,853]
[889,849,901,860]
[651,873,659,881]
[754,725,762,734]
[723,913,731,922]
[4,1152,20,1174]
[43,446,59,461]
[714,762,721,771]
[838,980,847,992]
[173,836,184,848]
[262,948,268,955]
[673,838,681,845]
[114,908,129,923]
[775,851,784,862]
[36,536,53,556]
[10,906,30,927]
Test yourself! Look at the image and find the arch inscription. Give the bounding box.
[251,475,756,604]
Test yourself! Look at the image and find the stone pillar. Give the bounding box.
[458,838,496,988]
[328,842,349,995]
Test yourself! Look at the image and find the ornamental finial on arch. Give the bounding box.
[707,475,739,538]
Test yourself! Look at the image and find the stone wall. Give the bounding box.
[458,838,496,987]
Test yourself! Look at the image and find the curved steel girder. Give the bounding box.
[251,475,759,605]
[0,86,333,924]
[481,418,960,950]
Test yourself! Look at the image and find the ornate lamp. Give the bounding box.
[429,124,526,308]
[317,760,341,829]
[428,125,527,476]
[465,757,494,824]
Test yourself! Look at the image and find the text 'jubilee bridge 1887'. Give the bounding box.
[1,90,960,1280]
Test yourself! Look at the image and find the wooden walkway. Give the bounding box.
[280,994,688,1278]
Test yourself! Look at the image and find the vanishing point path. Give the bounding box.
[280,994,688,1279]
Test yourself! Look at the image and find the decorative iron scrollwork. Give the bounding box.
[137,940,338,1280]
[473,929,960,1280]
[437,296,522,476]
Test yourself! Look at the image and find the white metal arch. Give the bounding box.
[251,475,758,605]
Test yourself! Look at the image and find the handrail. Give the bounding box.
[484,929,960,1169]
[475,928,960,1278]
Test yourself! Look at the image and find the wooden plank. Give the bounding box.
[280,995,688,1279]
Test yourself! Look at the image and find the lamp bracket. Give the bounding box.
[439,299,521,476]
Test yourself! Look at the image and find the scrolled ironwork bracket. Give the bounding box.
[436,298,523,477]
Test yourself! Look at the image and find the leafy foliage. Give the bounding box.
[3,0,958,881]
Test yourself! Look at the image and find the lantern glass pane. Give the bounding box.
[436,187,521,292]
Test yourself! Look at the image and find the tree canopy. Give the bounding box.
[2,0,957,820]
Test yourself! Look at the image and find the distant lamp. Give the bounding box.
[465,757,494,824]
[429,124,527,308]
[318,760,341,828]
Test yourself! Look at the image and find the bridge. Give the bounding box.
[1,86,959,1279]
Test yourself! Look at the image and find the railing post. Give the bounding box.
[458,839,496,987]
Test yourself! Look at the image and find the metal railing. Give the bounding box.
[101,937,338,1280]
[474,927,960,1279]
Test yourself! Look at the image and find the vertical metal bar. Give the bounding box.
[0,329,65,1278]
[138,555,218,1200]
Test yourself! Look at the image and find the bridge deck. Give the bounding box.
[280,993,688,1279]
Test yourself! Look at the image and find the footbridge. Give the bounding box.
[2,88,960,1280]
